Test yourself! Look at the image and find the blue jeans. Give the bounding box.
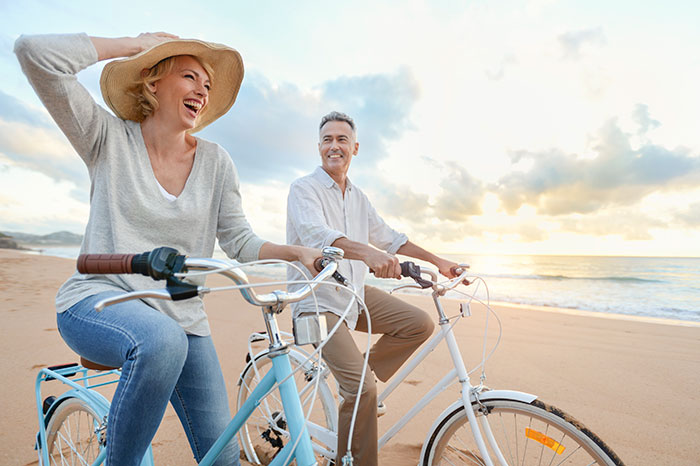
[57,291,240,466]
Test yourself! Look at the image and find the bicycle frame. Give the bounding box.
[302,294,537,466]
[202,346,316,466]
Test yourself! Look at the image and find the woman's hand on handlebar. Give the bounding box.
[258,242,323,277]
[296,246,324,277]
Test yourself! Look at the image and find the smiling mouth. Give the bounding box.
[184,99,203,115]
[328,153,343,159]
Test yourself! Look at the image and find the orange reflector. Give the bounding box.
[525,428,565,454]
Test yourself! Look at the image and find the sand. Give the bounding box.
[1,249,699,465]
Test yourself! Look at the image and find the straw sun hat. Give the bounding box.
[100,38,243,133]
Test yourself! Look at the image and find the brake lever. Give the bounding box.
[400,261,434,289]
[94,286,207,311]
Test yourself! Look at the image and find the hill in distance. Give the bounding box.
[0,230,83,247]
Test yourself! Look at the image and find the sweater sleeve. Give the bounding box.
[216,153,265,262]
[14,33,112,166]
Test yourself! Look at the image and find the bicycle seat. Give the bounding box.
[80,356,120,371]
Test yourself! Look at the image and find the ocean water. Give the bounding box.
[30,246,700,323]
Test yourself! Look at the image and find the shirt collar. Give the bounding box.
[313,166,353,192]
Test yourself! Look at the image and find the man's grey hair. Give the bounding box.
[319,111,356,135]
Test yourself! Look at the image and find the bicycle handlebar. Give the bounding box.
[398,261,470,291]
[87,246,346,311]
[78,247,184,280]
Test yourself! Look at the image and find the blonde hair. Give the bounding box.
[129,55,215,120]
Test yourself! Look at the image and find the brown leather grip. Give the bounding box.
[314,257,325,272]
[77,254,135,274]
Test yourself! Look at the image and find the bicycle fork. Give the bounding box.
[444,327,509,466]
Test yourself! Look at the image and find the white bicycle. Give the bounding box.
[236,261,625,465]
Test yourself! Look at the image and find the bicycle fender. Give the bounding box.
[44,388,111,422]
[419,390,538,461]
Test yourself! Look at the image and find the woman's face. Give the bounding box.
[149,55,211,130]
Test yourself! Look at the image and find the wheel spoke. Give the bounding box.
[45,398,101,466]
[237,353,337,465]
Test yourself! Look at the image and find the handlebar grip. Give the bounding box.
[314,257,325,272]
[77,254,137,274]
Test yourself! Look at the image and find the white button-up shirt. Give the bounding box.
[286,166,408,328]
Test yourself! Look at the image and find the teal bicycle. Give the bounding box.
[34,246,345,466]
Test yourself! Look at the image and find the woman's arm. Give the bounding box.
[259,242,321,276]
[14,33,177,165]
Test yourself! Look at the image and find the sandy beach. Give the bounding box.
[1,249,699,465]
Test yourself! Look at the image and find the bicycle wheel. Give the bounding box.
[422,398,624,466]
[44,397,104,466]
[237,349,337,465]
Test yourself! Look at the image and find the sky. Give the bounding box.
[1,0,699,257]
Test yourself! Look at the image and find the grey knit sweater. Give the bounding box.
[15,33,265,335]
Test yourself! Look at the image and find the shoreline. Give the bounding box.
[487,299,700,328]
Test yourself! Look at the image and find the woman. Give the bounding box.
[15,32,317,465]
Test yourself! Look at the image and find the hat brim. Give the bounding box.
[100,39,243,133]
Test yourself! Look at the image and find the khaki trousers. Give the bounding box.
[318,285,434,466]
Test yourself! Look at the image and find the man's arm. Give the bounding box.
[396,240,463,279]
[331,237,402,279]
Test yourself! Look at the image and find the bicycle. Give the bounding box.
[237,261,626,465]
[34,245,346,466]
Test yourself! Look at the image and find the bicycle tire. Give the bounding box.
[237,349,338,465]
[44,397,104,466]
[422,398,624,466]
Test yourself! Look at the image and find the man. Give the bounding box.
[286,111,462,465]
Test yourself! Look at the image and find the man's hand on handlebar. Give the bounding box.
[434,257,470,285]
[365,249,401,279]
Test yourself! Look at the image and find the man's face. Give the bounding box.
[318,120,358,179]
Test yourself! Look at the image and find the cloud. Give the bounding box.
[495,117,700,215]
[0,90,54,127]
[632,103,661,136]
[369,182,433,220]
[559,212,666,241]
[485,53,517,81]
[674,202,700,227]
[558,27,606,60]
[366,158,486,226]
[321,66,420,169]
[0,118,89,195]
[433,161,486,221]
[199,67,420,184]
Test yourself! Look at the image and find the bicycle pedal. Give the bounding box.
[377,401,387,417]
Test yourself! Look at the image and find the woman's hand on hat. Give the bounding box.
[91,32,179,61]
[134,32,180,53]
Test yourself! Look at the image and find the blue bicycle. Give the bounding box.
[34,246,345,466]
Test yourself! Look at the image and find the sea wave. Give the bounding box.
[480,272,665,284]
